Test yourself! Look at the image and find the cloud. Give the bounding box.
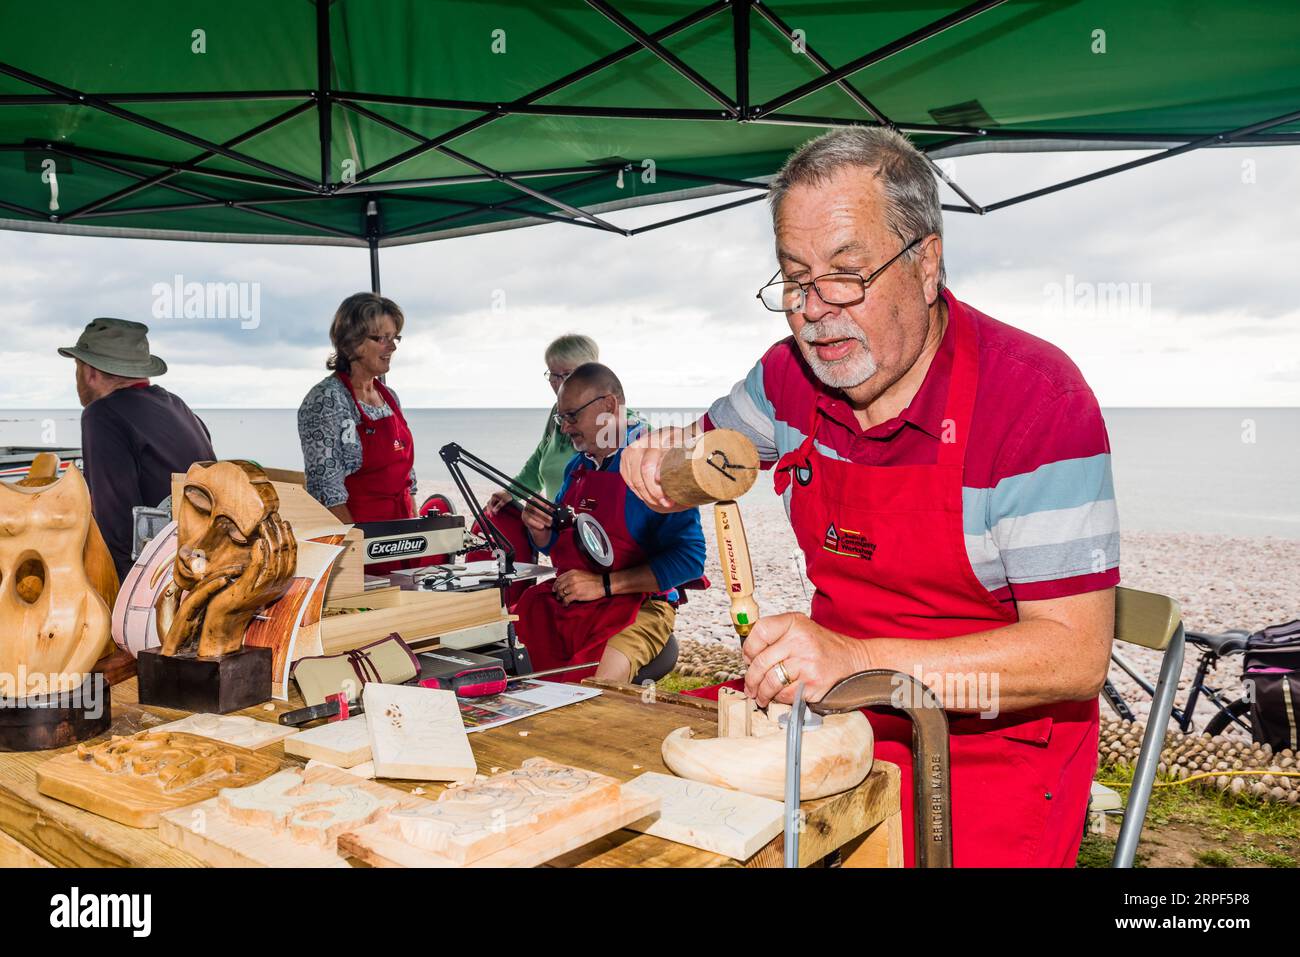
[1,145,1298,408]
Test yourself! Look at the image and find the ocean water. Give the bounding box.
[2,407,1297,538]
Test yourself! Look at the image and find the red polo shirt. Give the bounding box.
[702,288,1120,604]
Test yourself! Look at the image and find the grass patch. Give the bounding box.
[1090,761,1299,868]
[1238,844,1294,867]
[656,673,717,695]
[1097,762,1300,842]
[1196,849,1235,868]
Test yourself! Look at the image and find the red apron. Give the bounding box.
[336,371,418,572]
[701,299,1098,867]
[514,464,648,683]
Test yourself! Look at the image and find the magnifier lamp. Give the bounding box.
[438,443,614,574]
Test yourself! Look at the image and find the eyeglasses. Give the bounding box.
[756,237,923,312]
[553,394,610,426]
[366,334,402,346]
[543,370,573,384]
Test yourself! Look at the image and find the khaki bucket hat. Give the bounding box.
[57,318,168,377]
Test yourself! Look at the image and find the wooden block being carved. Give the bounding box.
[150,713,296,750]
[623,771,784,861]
[363,683,476,782]
[157,765,425,867]
[36,731,280,828]
[283,714,371,768]
[661,711,874,802]
[338,759,661,868]
[717,687,752,738]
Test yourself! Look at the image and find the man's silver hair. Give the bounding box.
[768,126,946,288]
[544,333,599,368]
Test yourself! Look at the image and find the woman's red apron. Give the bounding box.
[336,371,418,572]
[515,465,647,682]
[700,298,1098,867]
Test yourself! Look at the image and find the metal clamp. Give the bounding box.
[811,669,953,868]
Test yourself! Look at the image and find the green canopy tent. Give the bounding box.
[1,0,1297,292]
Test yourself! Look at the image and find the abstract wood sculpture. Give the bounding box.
[0,462,112,695]
[363,683,476,782]
[623,771,784,860]
[156,460,296,658]
[157,765,426,867]
[661,705,874,802]
[36,730,280,827]
[659,429,759,506]
[16,452,120,612]
[338,758,662,868]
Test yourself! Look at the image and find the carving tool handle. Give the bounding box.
[713,500,759,640]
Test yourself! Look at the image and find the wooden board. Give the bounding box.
[622,772,784,861]
[361,758,621,865]
[36,731,281,828]
[149,713,296,750]
[304,759,375,780]
[283,714,371,767]
[364,683,476,782]
[320,588,505,655]
[340,783,660,868]
[157,766,425,867]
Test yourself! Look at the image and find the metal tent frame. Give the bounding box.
[2,0,1298,290]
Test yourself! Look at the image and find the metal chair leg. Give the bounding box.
[1112,624,1184,867]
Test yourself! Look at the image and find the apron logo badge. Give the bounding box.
[823,522,876,560]
[392,440,404,452]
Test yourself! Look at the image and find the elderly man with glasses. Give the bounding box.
[619,127,1119,868]
[513,362,705,685]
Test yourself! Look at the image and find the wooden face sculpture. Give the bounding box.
[0,466,110,696]
[155,460,296,658]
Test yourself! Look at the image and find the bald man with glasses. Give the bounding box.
[514,363,705,684]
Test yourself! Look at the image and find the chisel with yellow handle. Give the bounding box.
[714,499,759,640]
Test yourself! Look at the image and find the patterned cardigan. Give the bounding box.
[297,374,417,509]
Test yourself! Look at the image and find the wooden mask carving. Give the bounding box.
[0,466,111,696]
[155,460,297,658]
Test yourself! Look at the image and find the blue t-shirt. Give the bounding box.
[543,429,705,595]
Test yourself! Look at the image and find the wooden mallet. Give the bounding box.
[658,430,761,640]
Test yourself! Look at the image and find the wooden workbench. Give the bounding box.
[0,678,901,868]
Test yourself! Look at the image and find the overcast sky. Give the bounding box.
[3,143,1297,409]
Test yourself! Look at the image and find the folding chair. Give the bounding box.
[1110,586,1185,868]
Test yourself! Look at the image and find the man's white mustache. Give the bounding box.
[799,322,868,348]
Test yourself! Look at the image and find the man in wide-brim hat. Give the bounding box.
[58,318,215,580]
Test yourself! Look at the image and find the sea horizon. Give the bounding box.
[3,406,1298,540]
